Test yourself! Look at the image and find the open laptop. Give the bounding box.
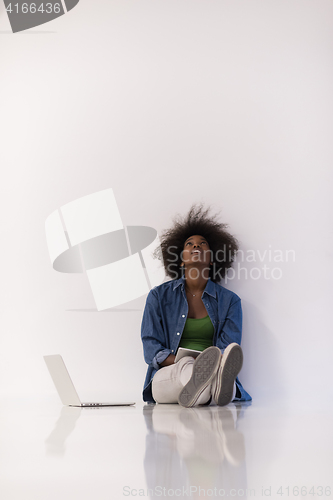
[44,354,135,407]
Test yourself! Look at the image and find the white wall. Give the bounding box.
[1,0,332,405]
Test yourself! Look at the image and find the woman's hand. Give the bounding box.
[159,354,176,367]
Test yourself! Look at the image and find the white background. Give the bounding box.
[0,0,332,405]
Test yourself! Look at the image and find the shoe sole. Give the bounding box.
[214,343,243,406]
[178,346,221,408]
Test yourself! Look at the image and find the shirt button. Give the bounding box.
[171,350,174,352]
[177,332,180,335]
[182,315,185,318]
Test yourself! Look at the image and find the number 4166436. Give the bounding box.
[277,486,331,496]
[5,3,61,14]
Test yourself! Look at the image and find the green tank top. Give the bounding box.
[178,314,214,351]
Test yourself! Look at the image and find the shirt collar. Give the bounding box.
[172,274,217,299]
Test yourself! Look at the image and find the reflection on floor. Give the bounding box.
[143,403,249,499]
[1,398,332,499]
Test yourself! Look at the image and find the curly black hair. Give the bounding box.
[153,203,239,283]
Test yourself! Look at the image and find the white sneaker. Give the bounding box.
[212,343,243,406]
[178,346,221,408]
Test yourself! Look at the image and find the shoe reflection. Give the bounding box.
[143,404,249,499]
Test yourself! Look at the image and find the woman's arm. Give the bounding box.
[141,289,173,369]
[216,297,242,352]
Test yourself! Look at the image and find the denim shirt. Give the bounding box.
[141,275,252,403]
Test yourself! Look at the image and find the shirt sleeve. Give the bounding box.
[141,289,172,370]
[216,297,242,353]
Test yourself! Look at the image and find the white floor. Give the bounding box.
[1,397,332,500]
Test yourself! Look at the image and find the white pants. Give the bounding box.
[152,356,236,405]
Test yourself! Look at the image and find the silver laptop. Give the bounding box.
[44,354,135,407]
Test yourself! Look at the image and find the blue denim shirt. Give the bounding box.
[141,275,252,403]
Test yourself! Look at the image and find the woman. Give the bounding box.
[141,203,251,407]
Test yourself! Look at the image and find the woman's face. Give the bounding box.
[181,234,212,267]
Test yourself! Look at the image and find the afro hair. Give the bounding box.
[153,202,239,283]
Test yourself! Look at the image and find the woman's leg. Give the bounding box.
[152,356,212,405]
[152,356,194,404]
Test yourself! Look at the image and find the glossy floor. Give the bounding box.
[1,397,332,500]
